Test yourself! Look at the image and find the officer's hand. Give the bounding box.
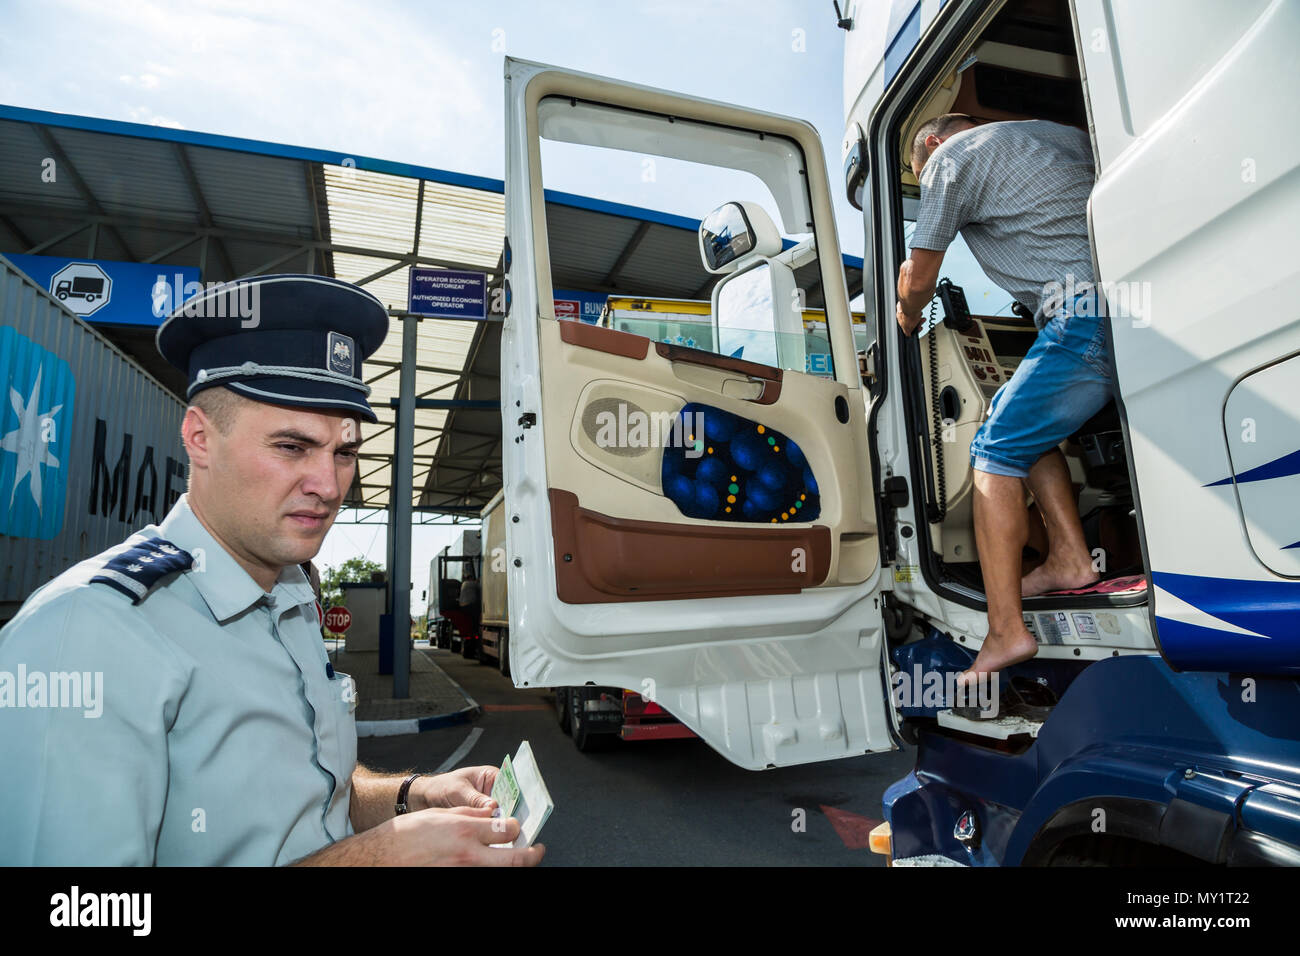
[389,805,545,866]
[417,765,498,810]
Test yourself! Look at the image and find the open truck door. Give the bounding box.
[500,57,896,770]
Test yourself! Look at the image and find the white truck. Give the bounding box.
[497,0,1299,866]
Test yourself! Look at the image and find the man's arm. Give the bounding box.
[292,805,545,866]
[348,763,500,833]
[896,247,946,336]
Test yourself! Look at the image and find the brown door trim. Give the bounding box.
[558,320,650,359]
[549,489,830,603]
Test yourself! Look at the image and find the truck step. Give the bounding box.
[937,709,1043,740]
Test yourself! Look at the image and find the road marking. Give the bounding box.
[434,726,484,774]
[820,805,881,850]
[482,704,551,712]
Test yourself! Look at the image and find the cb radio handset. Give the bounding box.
[936,277,974,333]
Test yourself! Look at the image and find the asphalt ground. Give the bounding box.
[358,644,916,866]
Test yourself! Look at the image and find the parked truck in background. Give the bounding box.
[427,529,481,656]
[499,0,1300,866]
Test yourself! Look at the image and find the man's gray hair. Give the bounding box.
[911,113,979,168]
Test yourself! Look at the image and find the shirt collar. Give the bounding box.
[160,494,316,624]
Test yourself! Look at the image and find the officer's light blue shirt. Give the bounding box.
[0,494,357,865]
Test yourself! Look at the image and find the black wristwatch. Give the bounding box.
[395,772,424,815]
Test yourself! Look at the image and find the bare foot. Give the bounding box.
[1021,557,1099,597]
[957,626,1038,690]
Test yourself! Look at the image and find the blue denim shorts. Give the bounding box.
[969,292,1114,479]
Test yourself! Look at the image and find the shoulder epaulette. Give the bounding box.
[90,537,194,605]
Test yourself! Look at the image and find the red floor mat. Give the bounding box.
[1043,574,1147,596]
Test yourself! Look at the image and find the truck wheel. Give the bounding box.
[554,687,571,732]
[570,690,613,752]
[461,636,477,659]
[499,631,511,679]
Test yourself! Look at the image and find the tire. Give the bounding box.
[57,291,68,300]
[461,635,477,659]
[554,687,571,733]
[570,688,614,752]
[499,630,511,679]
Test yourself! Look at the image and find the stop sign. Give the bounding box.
[324,606,352,634]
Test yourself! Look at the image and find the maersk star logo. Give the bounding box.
[2,365,62,513]
[0,328,76,540]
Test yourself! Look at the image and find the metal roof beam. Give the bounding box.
[0,212,33,249]
[172,142,237,280]
[33,126,137,261]
[144,232,203,264]
[602,220,651,287]
[246,245,314,277]
[366,359,467,376]
[23,219,93,256]
[0,203,499,273]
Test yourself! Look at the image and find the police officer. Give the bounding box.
[0,275,544,866]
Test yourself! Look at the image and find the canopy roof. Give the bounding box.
[0,104,863,516]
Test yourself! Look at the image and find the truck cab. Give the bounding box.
[498,0,1299,865]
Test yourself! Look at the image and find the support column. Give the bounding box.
[391,312,419,699]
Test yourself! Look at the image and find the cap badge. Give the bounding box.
[328,332,355,376]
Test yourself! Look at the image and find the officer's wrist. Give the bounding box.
[394,772,427,815]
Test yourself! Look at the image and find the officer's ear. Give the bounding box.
[182,405,216,469]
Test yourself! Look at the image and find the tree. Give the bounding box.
[320,556,385,610]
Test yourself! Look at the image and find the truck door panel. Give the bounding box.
[502,58,895,769]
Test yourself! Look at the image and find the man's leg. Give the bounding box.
[1021,447,1099,596]
[960,288,1114,682]
[963,468,1038,681]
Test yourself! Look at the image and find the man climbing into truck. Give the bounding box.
[894,113,1112,683]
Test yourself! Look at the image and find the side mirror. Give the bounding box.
[712,260,804,372]
[699,202,754,272]
[698,201,783,274]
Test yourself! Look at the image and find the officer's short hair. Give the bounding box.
[911,113,978,169]
[189,386,250,435]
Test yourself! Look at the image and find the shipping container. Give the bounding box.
[0,253,187,623]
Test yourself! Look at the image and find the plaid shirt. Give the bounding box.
[911,119,1096,328]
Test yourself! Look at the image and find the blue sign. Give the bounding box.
[553,288,608,324]
[408,267,488,320]
[0,327,76,539]
[6,254,201,328]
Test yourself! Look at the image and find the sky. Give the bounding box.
[0,0,864,250]
[2,0,880,612]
